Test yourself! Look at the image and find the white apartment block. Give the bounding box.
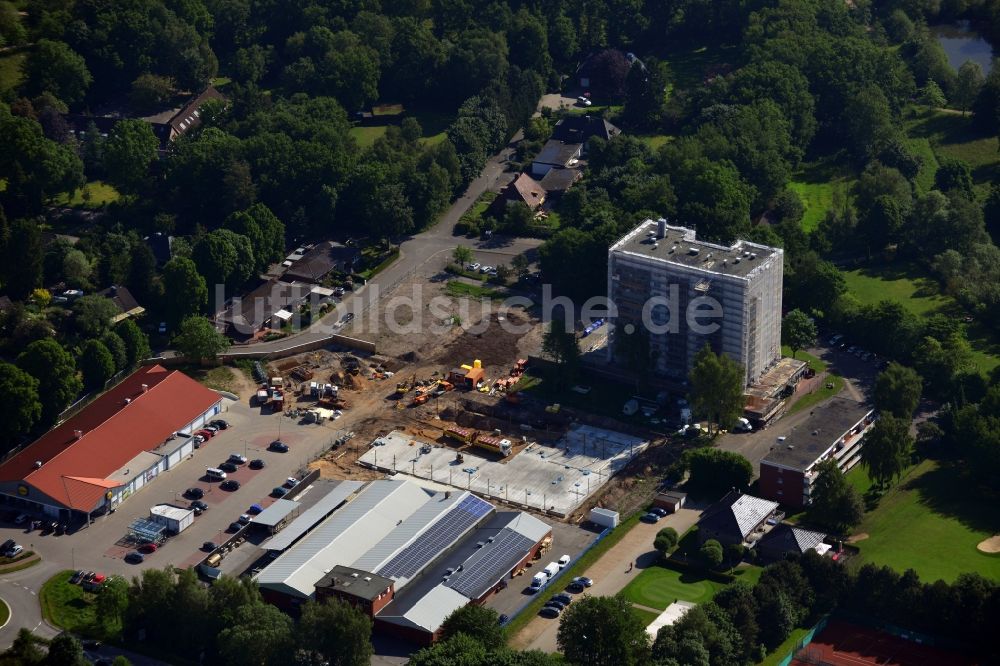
[607,219,783,386]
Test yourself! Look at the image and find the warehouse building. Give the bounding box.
[256,479,550,644]
[607,219,783,386]
[0,365,223,523]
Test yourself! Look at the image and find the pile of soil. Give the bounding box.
[439,311,530,369]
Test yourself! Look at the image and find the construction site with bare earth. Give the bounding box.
[231,292,680,528]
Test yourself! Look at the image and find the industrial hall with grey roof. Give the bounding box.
[255,479,551,644]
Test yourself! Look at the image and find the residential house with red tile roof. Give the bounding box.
[0,365,222,523]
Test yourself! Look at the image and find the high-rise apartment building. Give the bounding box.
[607,219,783,386]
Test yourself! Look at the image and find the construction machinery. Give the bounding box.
[395,375,416,397]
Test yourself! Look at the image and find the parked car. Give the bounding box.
[70,570,85,584]
[479,265,493,274]
[13,513,28,525]
[650,507,668,517]
[545,600,567,611]
[227,522,242,533]
[190,500,208,513]
[202,425,219,434]
[557,554,571,568]
[467,262,481,272]
[125,551,144,564]
[539,606,561,618]
[55,523,66,535]
[194,429,214,440]
[572,576,594,588]
[249,458,265,469]
[576,96,592,107]
[498,613,510,625]
[202,542,216,552]
[272,487,288,497]
[551,593,573,606]
[238,514,252,525]
[641,512,662,523]
[228,453,247,464]
[219,462,238,473]
[185,487,204,500]
[341,312,355,324]
[269,440,289,453]
[138,542,158,554]
[284,477,298,488]
[209,419,229,430]
[220,480,241,491]
[247,504,263,515]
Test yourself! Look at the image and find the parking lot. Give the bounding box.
[0,397,351,581]
[358,425,649,516]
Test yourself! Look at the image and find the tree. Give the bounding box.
[439,604,504,650]
[586,49,631,100]
[0,109,84,216]
[654,527,679,556]
[103,119,159,193]
[22,39,92,105]
[682,448,753,498]
[73,294,119,338]
[919,81,946,108]
[115,319,150,368]
[972,67,1000,133]
[954,60,984,113]
[861,416,913,489]
[699,539,724,569]
[511,253,530,278]
[452,245,473,267]
[408,633,488,666]
[17,339,82,426]
[111,657,132,666]
[78,340,116,390]
[3,219,43,300]
[623,57,669,129]
[217,603,293,666]
[101,331,128,372]
[542,320,580,386]
[129,73,175,112]
[934,157,974,196]
[96,576,129,631]
[161,257,208,327]
[297,598,373,666]
[0,362,41,449]
[557,595,651,666]
[62,249,93,289]
[43,633,86,666]
[172,317,229,363]
[193,229,255,296]
[494,264,512,283]
[224,203,286,273]
[1,628,45,664]
[782,310,816,359]
[688,344,745,434]
[807,458,864,533]
[874,363,922,419]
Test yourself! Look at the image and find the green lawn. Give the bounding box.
[781,346,846,416]
[445,280,506,299]
[631,605,661,627]
[841,262,1000,373]
[637,134,674,150]
[0,51,26,94]
[904,108,1000,196]
[850,458,1000,583]
[620,564,727,610]
[0,597,9,627]
[40,570,99,635]
[52,181,121,209]
[904,136,940,194]
[788,162,855,233]
[349,125,387,149]
[661,43,740,90]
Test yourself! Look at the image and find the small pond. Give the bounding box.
[931,20,995,73]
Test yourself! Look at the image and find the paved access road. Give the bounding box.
[509,508,702,653]
[235,130,541,355]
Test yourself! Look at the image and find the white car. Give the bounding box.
[228,453,247,464]
[467,263,481,272]
[479,265,493,274]
[558,554,571,568]
[576,96,592,107]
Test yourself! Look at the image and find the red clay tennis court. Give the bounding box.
[790,619,980,666]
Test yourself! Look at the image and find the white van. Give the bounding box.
[530,572,547,591]
[543,562,560,578]
[206,467,227,480]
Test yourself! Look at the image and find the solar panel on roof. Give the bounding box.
[445,529,534,598]
[378,495,492,581]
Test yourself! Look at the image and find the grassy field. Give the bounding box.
[40,570,99,634]
[788,162,855,233]
[445,280,506,299]
[904,136,940,194]
[904,108,1000,195]
[621,564,726,609]
[348,109,452,150]
[637,134,674,150]
[0,51,26,94]
[780,346,846,415]
[348,125,387,149]
[850,458,1000,583]
[841,263,1000,372]
[631,606,661,627]
[52,181,121,209]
